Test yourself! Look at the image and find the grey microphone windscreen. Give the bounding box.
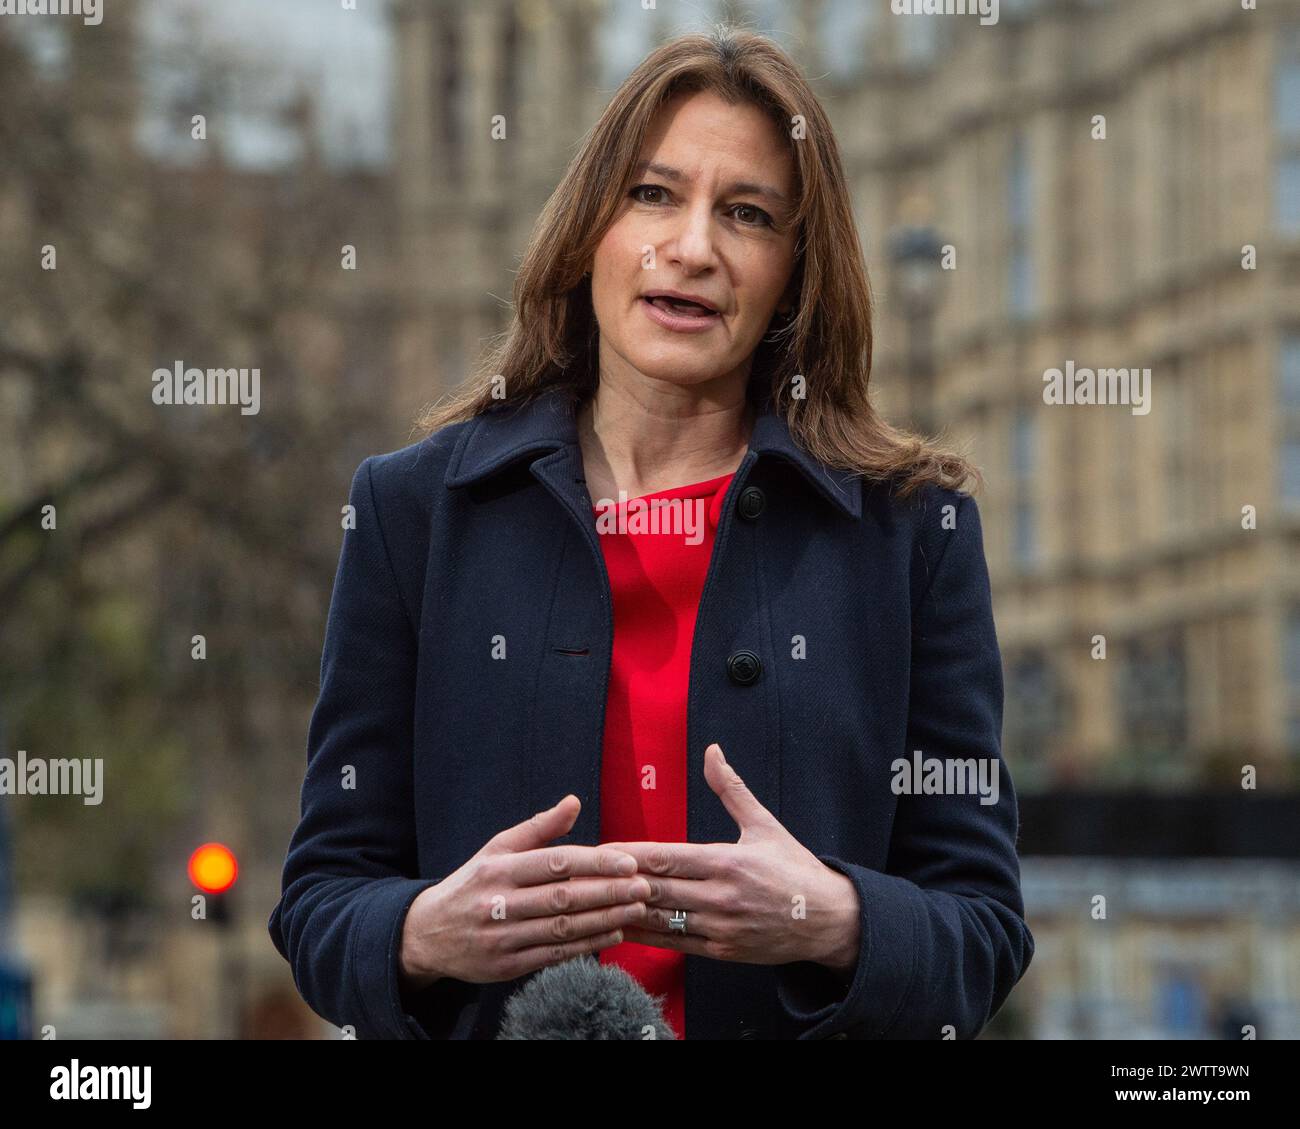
[497,954,677,1040]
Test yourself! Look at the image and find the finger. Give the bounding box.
[486,795,581,854]
[634,873,721,912]
[639,906,726,939]
[500,900,648,952]
[704,743,778,833]
[619,925,715,959]
[506,844,638,886]
[507,875,652,921]
[599,840,733,879]
[500,929,626,981]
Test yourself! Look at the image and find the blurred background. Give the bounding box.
[1,0,1297,1039]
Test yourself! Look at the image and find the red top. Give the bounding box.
[592,471,735,1041]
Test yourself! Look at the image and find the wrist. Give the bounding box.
[399,888,444,991]
[816,871,861,976]
[400,962,443,991]
[398,940,440,992]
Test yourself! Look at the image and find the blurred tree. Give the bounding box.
[0,7,401,912]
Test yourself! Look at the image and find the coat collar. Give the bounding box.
[444,384,862,519]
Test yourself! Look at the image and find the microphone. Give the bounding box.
[497,955,677,1040]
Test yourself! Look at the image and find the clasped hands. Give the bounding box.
[603,742,860,977]
[399,743,860,990]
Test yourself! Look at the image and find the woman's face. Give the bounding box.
[589,90,799,394]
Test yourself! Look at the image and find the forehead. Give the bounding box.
[639,91,795,191]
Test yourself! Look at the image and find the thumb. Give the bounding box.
[704,743,777,835]
[487,794,580,854]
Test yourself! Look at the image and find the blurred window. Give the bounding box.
[501,5,520,172]
[821,0,877,82]
[1286,606,1300,755]
[1283,334,1300,408]
[1008,132,1036,318]
[1283,335,1300,506]
[1277,27,1300,136]
[899,10,940,68]
[1162,366,1194,535]
[598,2,657,90]
[1011,408,1038,569]
[1278,159,1300,234]
[1156,970,1208,1037]
[1004,650,1065,770]
[1117,632,1188,756]
[437,16,464,185]
[1285,439,1300,506]
[1278,26,1300,231]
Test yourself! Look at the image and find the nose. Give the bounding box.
[667,200,720,274]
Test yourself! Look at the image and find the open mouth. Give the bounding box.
[642,295,719,319]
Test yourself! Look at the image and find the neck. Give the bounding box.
[576,373,754,502]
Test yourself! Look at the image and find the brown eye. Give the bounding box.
[733,204,773,228]
[631,184,667,205]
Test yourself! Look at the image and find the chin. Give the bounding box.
[631,354,724,385]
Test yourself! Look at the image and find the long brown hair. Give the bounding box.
[416,26,979,499]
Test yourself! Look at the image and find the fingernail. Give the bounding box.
[617,855,636,874]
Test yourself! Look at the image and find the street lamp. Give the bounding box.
[887,225,946,436]
[189,842,242,1037]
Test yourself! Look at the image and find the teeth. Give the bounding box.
[650,296,713,315]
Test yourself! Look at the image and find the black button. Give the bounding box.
[726,649,762,686]
[828,1032,849,1040]
[737,485,766,521]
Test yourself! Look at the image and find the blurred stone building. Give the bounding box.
[390,0,1300,790]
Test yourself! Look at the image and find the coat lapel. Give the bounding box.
[442,384,862,853]
[445,384,861,520]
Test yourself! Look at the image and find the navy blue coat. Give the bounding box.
[268,384,1034,1040]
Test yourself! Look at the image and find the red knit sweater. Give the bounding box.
[592,471,735,1041]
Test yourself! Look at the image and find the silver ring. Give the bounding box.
[667,909,688,934]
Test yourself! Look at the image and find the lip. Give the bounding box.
[640,295,722,334]
[643,289,720,312]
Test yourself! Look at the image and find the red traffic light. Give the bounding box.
[188,842,238,894]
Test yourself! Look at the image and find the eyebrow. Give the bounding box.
[632,160,791,212]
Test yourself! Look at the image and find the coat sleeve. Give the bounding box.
[267,455,464,1039]
[774,491,1034,1038]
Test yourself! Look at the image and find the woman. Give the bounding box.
[269,28,1033,1040]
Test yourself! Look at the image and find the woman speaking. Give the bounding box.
[269,28,1033,1040]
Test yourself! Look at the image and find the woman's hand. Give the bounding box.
[605,744,861,975]
[399,796,651,989]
